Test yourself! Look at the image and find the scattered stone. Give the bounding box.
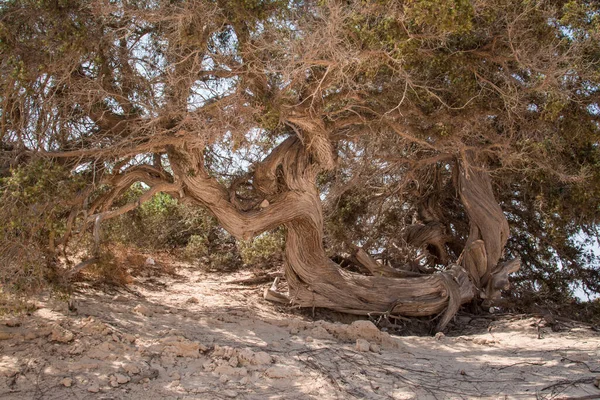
[186,297,199,304]
[251,351,272,365]
[145,257,156,265]
[170,372,181,380]
[87,383,100,393]
[133,304,153,317]
[130,369,159,384]
[122,333,136,343]
[434,332,445,340]
[223,390,238,398]
[214,346,271,366]
[305,336,314,342]
[348,320,381,342]
[229,356,239,367]
[24,332,37,341]
[50,325,74,343]
[123,363,140,375]
[112,295,128,302]
[370,343,381,353]
[5,319,21,327]
[310,326,332,340]
[356,338,370,352]
[219,374,229,383]
[161,336,203,358]
[88,341,116,360]
[60,377,73,387]
[114,373,130,384]
[81,319,106,335]
[69,343,86,355]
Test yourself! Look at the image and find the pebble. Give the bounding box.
[355,338,370,352]
[133,304,153,316]
[112,295,128,302]
[87,383,100,393]
[50,326,74,343]
[115,373,130,384]
[60,377,73,387]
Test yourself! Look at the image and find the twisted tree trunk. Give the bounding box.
[167,137,517,331]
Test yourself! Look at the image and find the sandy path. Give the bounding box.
[1,261,598,399]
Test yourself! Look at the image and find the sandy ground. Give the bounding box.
[0,257,599,400]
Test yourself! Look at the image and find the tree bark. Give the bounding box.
[168,137,515,331]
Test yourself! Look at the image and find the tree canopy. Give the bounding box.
[1,0,600,327]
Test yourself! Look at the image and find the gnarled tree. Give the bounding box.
[2,0,600,328]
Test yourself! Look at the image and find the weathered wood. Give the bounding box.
[168,137,482,330]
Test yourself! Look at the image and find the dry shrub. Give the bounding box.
[77,250,133,286]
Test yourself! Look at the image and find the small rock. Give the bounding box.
[110,380,119,388]
[0,331,13,340]
[50,326,74,343]
[370,343,381,353]
[355,338,370,352]
[229,356,239,367]
[348,320,381,342]
[595,377,599,388]
[472,337,490,345]
[186,297,199,304]
[122,333,136,343]
[223,390,238,398]
[219,374,229,383]
[123,363,140,375]
[112,295,128,302]
[434,332,445,340]
[133,304,153,317]
[145,257,155,265]
[60,377,73,387]
[24,332,37,341]
[240,376,249,385]
[5,319,20,327]
[115,373,130,384]
[305,336,314,342]
[88,383,100,393]
[310,326,332,339]
[252,351,272,365]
